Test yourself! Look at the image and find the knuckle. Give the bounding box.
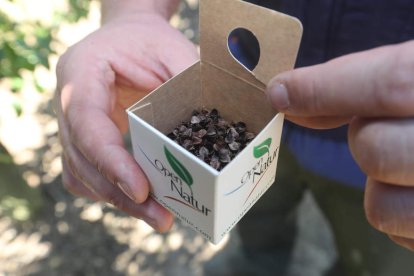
[349,119,392,180]
[383,49,414,113]
[350,118,414,185]
[95,147,117,185]
[56,50,70,77]
[62,171,82,196]
[306,77,321,114]
[96,160,105,178]
[349,120,378,174]
[365,203,383,231]
[56,48,76,90]
[357,146,382,178]
[63,148,92,188]
[66,105,90,145]
[95,155,109,179]
[291,67,323,115]
[107,193,127,211]
[364,182,384,231]
[64,153,82,181]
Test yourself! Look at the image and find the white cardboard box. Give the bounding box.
[127,0,302,244]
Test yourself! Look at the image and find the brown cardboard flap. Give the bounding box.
[130,62,203,134]
[133,102,155,127]
[200,0,302,86]
[202,63,275,134]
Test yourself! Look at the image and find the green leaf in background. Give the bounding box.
[0,152,13,164]
[66,0,90,22]
[253,138,272,158]
[12,101,23,117]
[164,146,193,186]
[11,77,23,93]
[1,196,31,221]
[33,78,45,93]
[0,0,93,116]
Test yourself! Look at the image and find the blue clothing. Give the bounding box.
[240,0,414,188]
[282,123,366,189]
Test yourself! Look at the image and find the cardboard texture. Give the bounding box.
[127,0,302,244]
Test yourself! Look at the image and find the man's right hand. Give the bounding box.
[266,40,414,251]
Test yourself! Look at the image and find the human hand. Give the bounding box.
[55,12,198,231]
[266,40,414,250]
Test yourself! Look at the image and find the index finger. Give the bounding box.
[57,64,150,204]
[266,40,414,118]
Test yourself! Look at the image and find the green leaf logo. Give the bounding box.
[253,138,272,158]
[164,146,193,186]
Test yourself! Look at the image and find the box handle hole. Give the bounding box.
[227,28,260,71]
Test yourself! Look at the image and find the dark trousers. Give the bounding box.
[238,146,414,276]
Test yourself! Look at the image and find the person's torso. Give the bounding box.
[243,0,414,188]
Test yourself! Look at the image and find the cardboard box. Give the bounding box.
[127,0,302,244]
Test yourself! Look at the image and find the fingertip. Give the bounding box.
[134,182,150,204]
[143,198,174,233]
[157,212,174,233]
[266,77,290,111]
[97,146,150,204]
[126,167,150,204]
[388,235,414,252]
[363,178,383,230]
[145,212,174,233]
[117,181,148,204]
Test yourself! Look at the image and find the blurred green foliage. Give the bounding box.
[0,0,92,115]
[0,143,43,221]
[0,0,93,220]
[66,0,91,22]
[0,10,54,90]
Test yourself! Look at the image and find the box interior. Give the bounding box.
[130,62,203,134]
[130,61,275,136]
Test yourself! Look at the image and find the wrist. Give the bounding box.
[101,0,180,24]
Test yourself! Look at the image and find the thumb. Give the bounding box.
[265,41,414,128]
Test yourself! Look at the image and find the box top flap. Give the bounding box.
[200,0,302,86]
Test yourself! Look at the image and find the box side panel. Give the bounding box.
[128,114,217,242]
[131,62,203,134]
[201,62,275,134]
[214,114,284,240]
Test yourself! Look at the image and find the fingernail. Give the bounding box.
[266,81,290,111]
[117,182,137,202]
